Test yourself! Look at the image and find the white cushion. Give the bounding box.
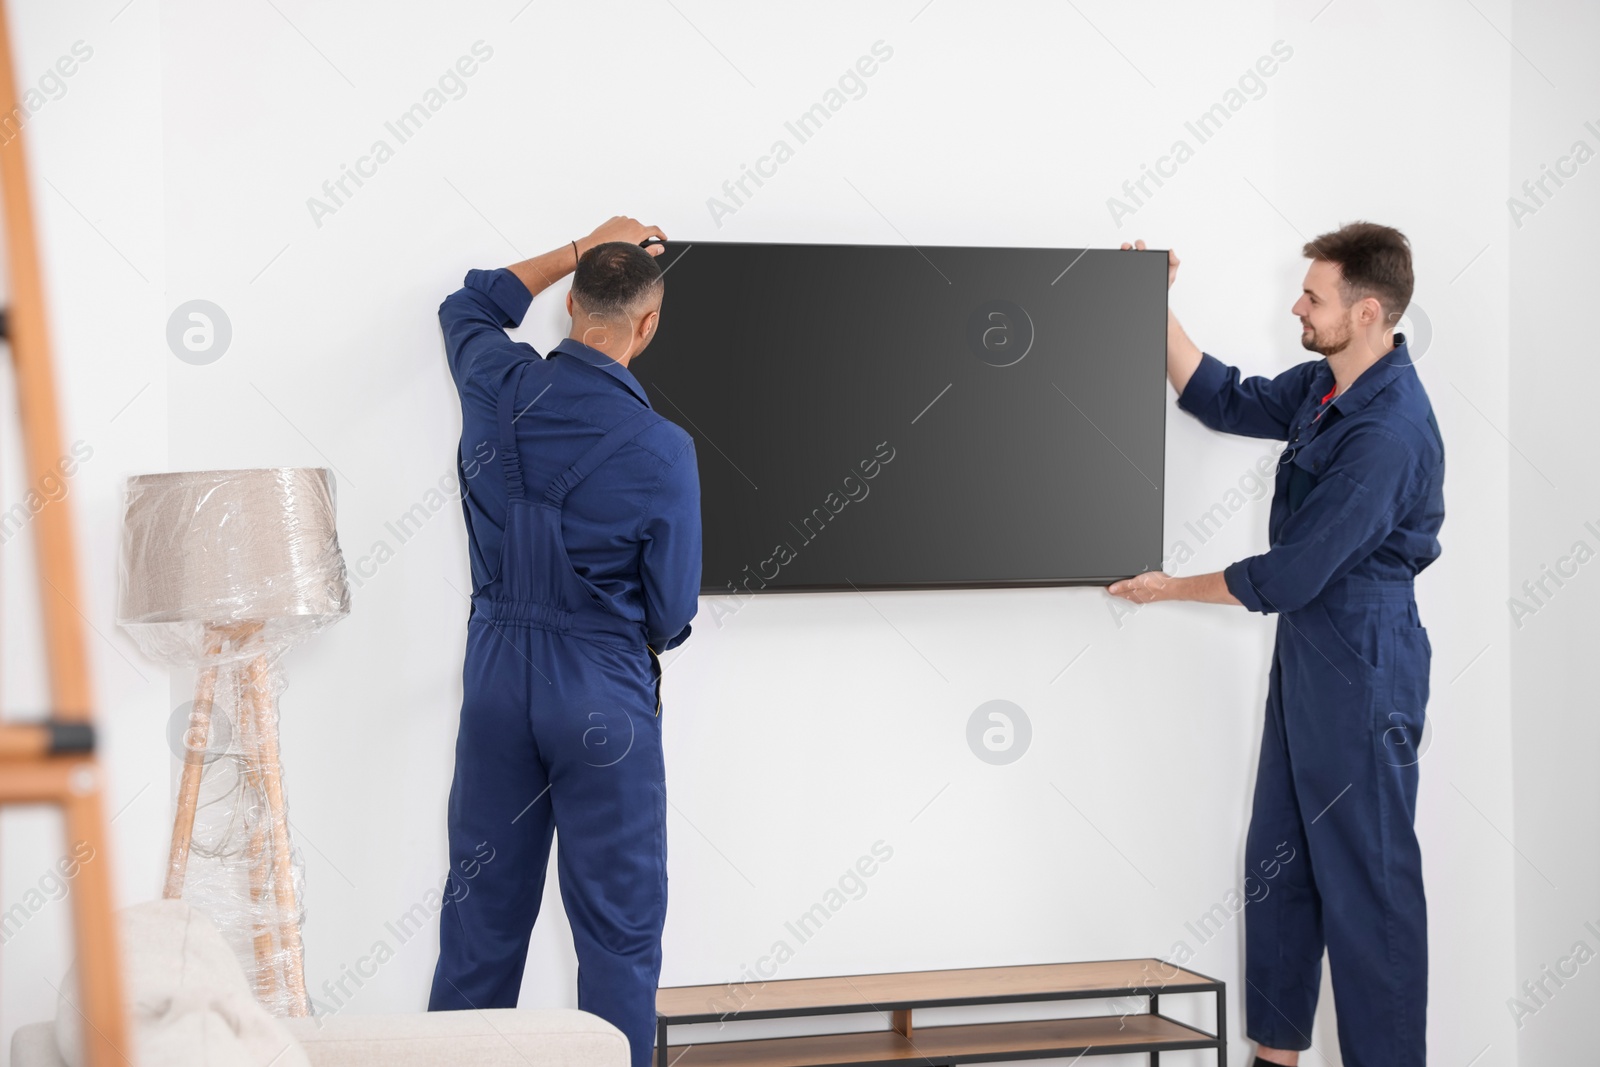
[9,1021,66,1067]
[54,899,309,1067]
[283,1008,629,1067]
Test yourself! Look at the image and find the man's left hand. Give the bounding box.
[1107,570,1172,603]
[581,216,667,258]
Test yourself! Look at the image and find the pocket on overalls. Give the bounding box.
[1382,626,1431,767]
[1312,600,1381,674]
[647,645,663,717]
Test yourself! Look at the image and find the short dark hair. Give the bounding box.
[1302,221,1414,325]
[571,241,663,321]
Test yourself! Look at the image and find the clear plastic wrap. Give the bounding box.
[116,467,350,1018]
[118,467,350,666]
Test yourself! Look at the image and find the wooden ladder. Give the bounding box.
[0,0,131,1062]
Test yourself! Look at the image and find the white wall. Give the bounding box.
[1508,0,1600,1060]
[1,1,1562,1064]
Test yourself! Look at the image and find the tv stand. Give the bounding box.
[656,958,1225,1066]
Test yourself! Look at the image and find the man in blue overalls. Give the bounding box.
[1109,224,1444,1067]
[428,216,701,1067]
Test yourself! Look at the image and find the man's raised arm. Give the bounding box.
[1121,239,1201,395]
[440,216,666,381]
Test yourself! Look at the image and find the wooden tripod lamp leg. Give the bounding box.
[238,661,283,1006]
[243,650,310,1016]
[245,786,279,1003]
[164,628,225,899]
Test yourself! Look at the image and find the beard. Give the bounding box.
[1300,316,1352,357]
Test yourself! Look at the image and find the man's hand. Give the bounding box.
[1107,570,1173,603]
[580,216,667,259]
[1120,238,1178,289]
[1107,569,1244,607]
[504,216,668,300]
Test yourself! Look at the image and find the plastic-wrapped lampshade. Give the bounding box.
[117,467,350,665]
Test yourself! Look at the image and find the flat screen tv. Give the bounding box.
[627,240,1168,595]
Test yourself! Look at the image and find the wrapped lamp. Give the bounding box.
[117,467,350,1017]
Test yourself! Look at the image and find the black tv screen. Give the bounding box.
[628,241,1168,595]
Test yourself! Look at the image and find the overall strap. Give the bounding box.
[495,360,534,500]
[542,406,659,507]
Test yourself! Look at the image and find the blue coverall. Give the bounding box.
[428,267,702,1067]
[1177,337,1444,1067]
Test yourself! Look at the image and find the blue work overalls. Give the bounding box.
[428,354,684,1067]
[1177,338,1445,1067]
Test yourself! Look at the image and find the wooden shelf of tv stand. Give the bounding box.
[656,958,1226,1067]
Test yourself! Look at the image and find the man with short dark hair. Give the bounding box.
[428,216,700,1067]
[1109,223,1444,1066]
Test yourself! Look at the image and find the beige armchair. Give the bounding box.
[8,901,629,1067]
